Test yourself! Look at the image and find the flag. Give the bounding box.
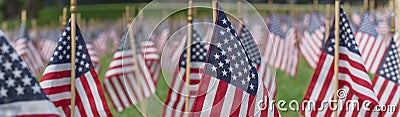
[191,4,279,116]
[372,38,400,116]
[238,24,276,98]
[284,16,299,77]
[301,6,379,116]
[39,39,58,60]
[299,13,325,69]
[162,30,207,117]
[155,22,170,52]
[266,15,288,71]
[86,42,101,73]
[94,32,110,57]
[141,40,161,84]
[103,31,156,112]
[39,20,112,116]
[0,32,60,117]
[14,23,45,75]
[163,34,187,74]
[355,12,387,73]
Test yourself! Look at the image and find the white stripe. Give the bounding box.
[338,73,377,101]
[47,92,71,102]
[125,73,138,103]
[111,76,130,108]
[105,65,135,77]
[220,84,236,116]
[200,78,219,117]
[239,93,249,116]
[373,77,385,96]
[40,77,70,89]
[0,100,60,116]
[165,69,185,117]
[378,81,395,105]
[43,63,71,75]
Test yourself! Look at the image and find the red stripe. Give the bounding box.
[247,95,255,116]
[62,105,71,117]
[75,90,87,116]
[230,88,244,116]
[41,70,71,81]
[53,99,71,107]
[104,79,120,112]
[42,84,71,95]
[17,114,59,117]
[90,70,112,116]
[191,74,212,114]
[115,74,133,107]
[210,80,228,115]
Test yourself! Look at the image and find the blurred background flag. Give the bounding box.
[355,12,387,73]
[191,3,279,116]
[299,13,325,69]
[0,32,60,117]
[267,15,288,71]
[39,20,112,116]
[15,22,45,76]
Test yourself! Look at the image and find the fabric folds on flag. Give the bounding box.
[0,31,60,117]
[301,6,379,117]
[372,38,400,116]
[191,4,279,116]
[355,12,387,73]
[39,20,112,117]
[86,42,101,73]
[14,23,45,75]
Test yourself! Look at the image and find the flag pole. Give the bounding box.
[313,0,318,12]
[126,6,147,116]
[370,0,375,14]
[21,10,26,24]
[1,21,7,31]
[62,7,67,29]
[184,0,193,116]
[333,0,340,117]
[70,0,77,116]
[324,4,331,43]
[268,0,273,14]
[212,0,216,24]
[390,0,395,35]
[237,1,242,20]
[363,0,369,12]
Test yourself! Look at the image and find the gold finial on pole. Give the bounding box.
[1,21,8,31]
[184,0,193,116]
[333,0,340,117]
[70,0,77,116]
[21,10,27,24]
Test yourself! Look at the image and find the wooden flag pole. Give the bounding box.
[212,0,217,24]
[237,1,242,20]
[370,0,375,14]
[333,0,340,117]
[313,0,318,12]
[70,0,77,116]
[1,21,7,31]
[62,7,67,28]
[324,4,331,43]
[126,6,147,116]
[268,0,273,14]
[32,19,38,40]
[184,0,193,116]
[390,0,395,35]
[363,0,369,11]
[21,10,26,24]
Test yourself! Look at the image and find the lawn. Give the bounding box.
[96,51,315,117]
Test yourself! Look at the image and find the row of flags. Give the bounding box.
[0,1,399,117]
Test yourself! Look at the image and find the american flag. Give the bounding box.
[355,12,387,73]
[301,6,379,116]
[267,15,289,71]
[191,4,279,116]
[395,32,400,52]
[86,42,101,73]
[238,25,276,98]
[162,30,207,117]
[155,22,170,52]
[103,31,156,112]
[14,23,45,75]
[94,32,110,57]
[141,40,161,84]
[39,39,58,60]
[39,20,112,116]
[284,16,299,77]
[372,38,400,116]
[299,13,325,69]
[163,34,187,74]
[0,32,60,117]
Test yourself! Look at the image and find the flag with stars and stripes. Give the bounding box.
[162,30,207,117]
[238,24,276,99]
[86,42,101,73]
[141,40,161,85]
[191,3,279,116]
[283,15,299,77]
[266,15,289,72]
[39,20,112,116]
[301,6,379,117]
[299,13,325,69]
[0,32,60,117]
[39,39,58,61]
[14,23,45,75]
[372,38,400,116]
[103,30,156,112]
[355,12,387,73]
